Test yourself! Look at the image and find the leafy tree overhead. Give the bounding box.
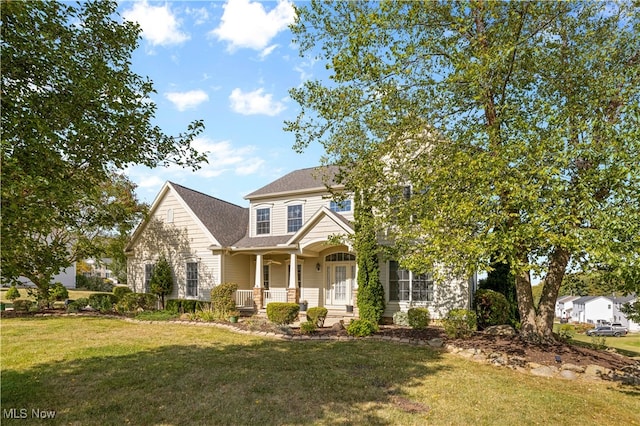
[149,257,173,309]
[287,1,639,342]
[1,1,206,296]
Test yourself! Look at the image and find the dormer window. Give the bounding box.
[330,199,351,212]
[287,204,303,233]
[256,208,270,235]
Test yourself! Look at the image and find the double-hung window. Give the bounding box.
[186,262,198,297]
[144,264,154,293]
[287,204,303,233]
[329,199,351,213]
[263,264,270,290]
[389,261,433,302]
[256,208,270,235]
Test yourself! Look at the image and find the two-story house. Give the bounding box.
[125,166,474,318]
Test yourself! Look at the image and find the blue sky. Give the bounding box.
[118,0,325,206]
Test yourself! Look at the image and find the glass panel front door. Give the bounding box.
[326,263,354,305]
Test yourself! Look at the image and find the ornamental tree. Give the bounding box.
[287,1,639,342]
[1,1,206,297]
[149,257,173,310]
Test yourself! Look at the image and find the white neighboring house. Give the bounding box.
[611,295,639,332]
[555,295,579,320]
[571,296,614,324]
[17,263,77,289]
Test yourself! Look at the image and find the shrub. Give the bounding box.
[346,319,379,337]
[49,282,69,301]
[113,286,133,301]
[88,293,118,313]
[306,306,328,327]
[474,289,511,329]
[12,299,33,312]
[393,311,410,326]
[116,293,157,313]
[300,321,317,334]
[407,307,431,329]
[5,285,21,300]
[266,302,300,325]
[211,282,238,320]
[556,324,575,342]
[135,310,178,321]
[76,275,114,292]
[442,309,477,338]
[66,297,90,313]
[149,256,173,309]
[590,335,607,350]
[165,299,205,314]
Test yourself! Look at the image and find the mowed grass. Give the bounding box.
[2,317,639,425]
[571,332,640,358]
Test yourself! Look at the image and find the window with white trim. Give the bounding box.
[256,208,270,235]
[144,264,154,293]
[186,262,198,297]
[287,204,303,233]
[330,199,351,212]
[389,261,433,302]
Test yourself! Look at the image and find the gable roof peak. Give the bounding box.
[244,165,343,200]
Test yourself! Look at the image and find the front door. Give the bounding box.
[326,263,356,306]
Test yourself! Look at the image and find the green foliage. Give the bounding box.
[1,0,204,294]
[306,306,328,327]
[266,302,300,325]
[134,310,178,321]
[590,335,607,350]
[88,293,118,313]
[149,257,173,309]
[76,275,114,292]
[5,285,20,301]
[355,201,385,324]
[393,311,410,326]
[407,308,431,330]
[300,321,317,334]
[346,319,379,337]
[480,260,519,324]
[49,282,69,301]
[12,299,33,312]
[113,286,133,301]
[287,1,640,341]
[442,309,477,339]
[474,289,511,329]
[211,282,238,320]
[556,324,576,342]
[621,302,640,324]
[165,299,205,314]
[115,293,157,314]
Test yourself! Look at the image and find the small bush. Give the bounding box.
[393,311,410,326]
[211,282,238,320]
[49,282,69,301]
[474,289,511,329]
[590,335,607,350]
[113,286,133,301]
[556,324,575,342]
[442,309,477,338]
[88,293,118,313]
[5,285,21,300]
[12,299,33,312]
[135,310,179,321]
[306,306,328,327]
[266,302,299,325]
[76,275,113,292]
[300,321,317,334]
[407,307,431,329]
[574,323,594,334]
[166,299,204,314]
[115,293,157,313]
[346,319,379,337]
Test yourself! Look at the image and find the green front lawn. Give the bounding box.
[2,317,638,425]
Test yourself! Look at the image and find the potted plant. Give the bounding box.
[228,310,240,323]
[299,300,308,311]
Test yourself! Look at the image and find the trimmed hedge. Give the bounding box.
[266,302,299,325]
[393,311,410,326]
[113,286,133,301]
[211,282,238,320]
[5,285,21,300]
[12,299,33,312]
[346,319,379,337]
[300,321,317,334]
[407,307,431,329]
[115,293,157,313]
[306,306,328,327]
[474,288,511,329]
[88,293,118,313]
[442,309,477,338]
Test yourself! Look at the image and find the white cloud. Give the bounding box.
[186,6,210,25]
[165,90,209,111]
[229,88,286,116]
[122,1,189,47]
[210,0,295,55]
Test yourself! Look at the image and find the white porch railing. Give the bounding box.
[263,289,288,305]
[234,290,254,308]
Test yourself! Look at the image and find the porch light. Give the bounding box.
[316,262,321,272]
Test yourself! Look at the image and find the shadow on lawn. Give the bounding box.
[2,338,447,425]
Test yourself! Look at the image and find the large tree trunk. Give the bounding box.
[514,248,571,343]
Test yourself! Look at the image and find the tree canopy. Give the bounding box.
[1,0,206,291]
[287,1,639,341]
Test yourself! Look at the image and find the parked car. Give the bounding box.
[611,323,628,334]
[586,326,626,337]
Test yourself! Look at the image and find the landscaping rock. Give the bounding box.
[530,365,557,377]
[427,338,444,348]
[483,325,517,336]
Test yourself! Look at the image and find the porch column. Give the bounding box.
[288,253,299,303]
[253,254,264,309]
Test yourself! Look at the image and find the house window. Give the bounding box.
[389,261,433,302]
[325,252,356,262]
[330,199,351,212]
[166,208,174,223]
[263,264,270,290]
[287,205,303,233]
[186,262,198,297]
[144,264,154,293]
[256,208,270,235]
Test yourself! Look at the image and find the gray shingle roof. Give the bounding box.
[170,182,249,247]
[245,165,342,199]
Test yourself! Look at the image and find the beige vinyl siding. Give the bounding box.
[222,254,252,290]
[299,215,349,248]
